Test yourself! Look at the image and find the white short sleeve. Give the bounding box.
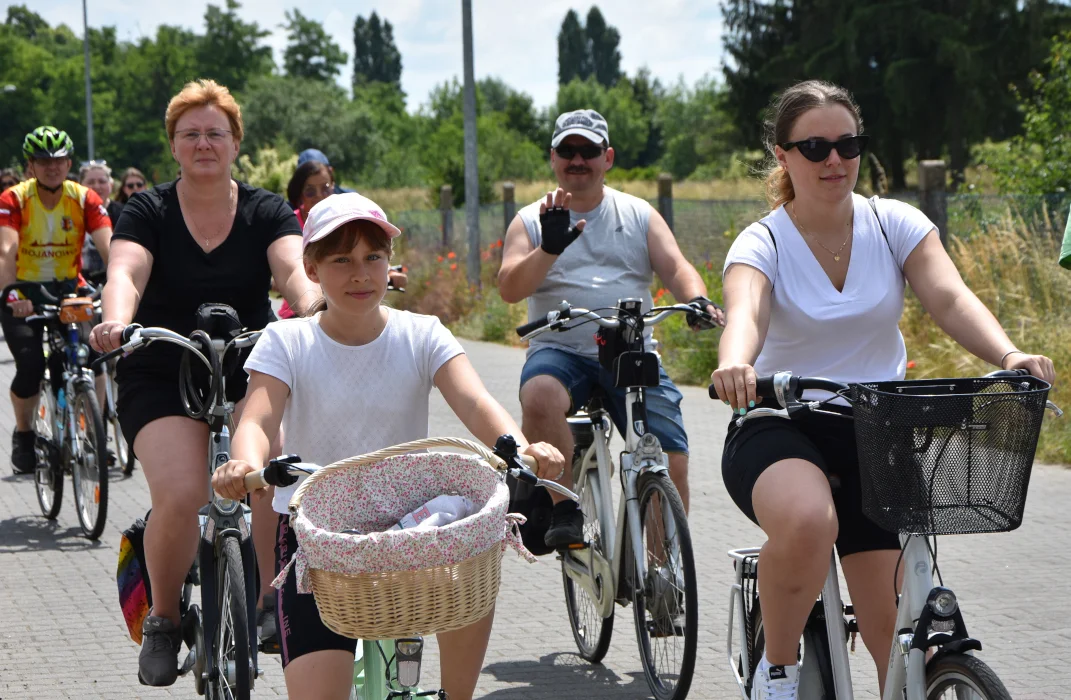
[243,321,294,391]
[423,317,465,382]
[723,222,778,286]
[871,197,936,269]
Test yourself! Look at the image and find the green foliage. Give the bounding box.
[557,10,590,85]
[556,6,621,88]
[352,12,402,91]
[657,76,742,179]
[283,9,348,82]
[197,0,273,93]
[232,147,297,195]
[982,32,1071,194]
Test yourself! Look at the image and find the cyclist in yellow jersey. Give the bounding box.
[0,126,112,473]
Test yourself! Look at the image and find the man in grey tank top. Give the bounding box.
[499,109,723,550]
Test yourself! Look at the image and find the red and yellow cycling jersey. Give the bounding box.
[0,179,110,282]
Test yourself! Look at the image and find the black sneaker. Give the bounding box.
[258,593,280,654]
[544,500,585,549]
[138,616,182,686]
[11,429,35,474]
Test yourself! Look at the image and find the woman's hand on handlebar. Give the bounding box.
[1004,352,1056,385]
[521,441,567,482]
[213,459,260,501]
[90,320,129,353]
[710,363,759,414]
[6,298,33,318]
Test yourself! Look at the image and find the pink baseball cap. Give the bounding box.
[301,192,401,250]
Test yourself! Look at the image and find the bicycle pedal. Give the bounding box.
[178,649,196,676]
[565,542,588,550]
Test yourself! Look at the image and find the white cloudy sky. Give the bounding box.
[24,0,726,110]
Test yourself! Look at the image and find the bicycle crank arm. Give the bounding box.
[561,546,616,618]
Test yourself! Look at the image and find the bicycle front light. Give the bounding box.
[395,637,423,688]
[928,587,958,618]
[76,344,90,366]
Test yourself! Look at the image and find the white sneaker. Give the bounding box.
[751,660,799,700]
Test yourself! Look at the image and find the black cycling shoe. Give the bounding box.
[544,500,585,549]
[138,616,182,686]
[258,594,280,654]
[11,429,36,474]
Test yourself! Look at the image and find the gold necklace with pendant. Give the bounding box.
[790,202,853,262]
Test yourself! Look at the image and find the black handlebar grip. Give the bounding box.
[755,376,776,398]
[121,324,142,343]
[708,384,718,400]
[516,316,551,338]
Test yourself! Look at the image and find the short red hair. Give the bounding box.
[164,79,244,142]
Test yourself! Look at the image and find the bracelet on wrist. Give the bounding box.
[1000,349,1024,369]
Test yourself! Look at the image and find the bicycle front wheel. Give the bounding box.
[105,366,135,475]
[32,380,61,519]
[208,536,251,700]
[926,653,1012,700]
[628,471,697,700]
[562,463,614,662]
[70,387,108,539]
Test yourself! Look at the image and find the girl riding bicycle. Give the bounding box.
[711,80,1056,700]
[212,192,565,700]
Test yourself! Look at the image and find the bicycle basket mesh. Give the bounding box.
[850,376,1049,535]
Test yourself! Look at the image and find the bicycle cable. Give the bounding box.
[926,534,944,586]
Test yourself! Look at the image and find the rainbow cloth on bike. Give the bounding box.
[0,179,109,282]
[117,516,152,644]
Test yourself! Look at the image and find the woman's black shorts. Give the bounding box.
[275,515,357,668]
[721,401,899,557]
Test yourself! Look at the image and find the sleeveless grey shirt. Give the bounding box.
[518,186,655,358]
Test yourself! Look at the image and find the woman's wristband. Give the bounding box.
[999,349,1024,369]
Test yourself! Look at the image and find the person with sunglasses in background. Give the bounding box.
[499,108,724,552]
[79,161,124,279]
[114,167,147,205]
[712,80,1055,700]
[0,169,20,193]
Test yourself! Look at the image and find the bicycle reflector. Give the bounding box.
[395,638,424,688]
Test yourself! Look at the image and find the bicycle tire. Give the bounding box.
[207,536,251,700]
[70,386,108,539]
[746,601,836,699]
[925,653,1012,700]
[628,471,697,700]
[32,379,62,520]
[561,460,614,662]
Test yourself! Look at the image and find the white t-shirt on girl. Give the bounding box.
[242,308,466,514]
[723,194,936,399]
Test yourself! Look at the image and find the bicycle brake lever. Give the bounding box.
[1046,400,1064,418]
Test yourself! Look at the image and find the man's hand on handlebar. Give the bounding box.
[710,363,759,414]
[388,265,407,291]
[90,320,129,353]
[6,297,33,318]
[685,295,725,330]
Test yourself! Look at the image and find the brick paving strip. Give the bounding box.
[1,336,1068,699]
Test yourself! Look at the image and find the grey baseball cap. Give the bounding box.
[551,109,610,148]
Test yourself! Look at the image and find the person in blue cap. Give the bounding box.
[296,149,353,197]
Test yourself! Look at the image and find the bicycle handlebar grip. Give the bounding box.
[515,315,551,338]
[121,324,142,343]
[707,384,718,400]
[244,470,268,491]
[755,375,777,398]
[984,368,1030,379]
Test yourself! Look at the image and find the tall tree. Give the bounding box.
[5,5,49,40]
[586,6,621,87]
[197,0,273,92]
[282,9,347,82]
[352,11,402,91]
[557,10,590,85]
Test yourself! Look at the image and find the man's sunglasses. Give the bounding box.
[554,143,606,161]
[780,135,870,163]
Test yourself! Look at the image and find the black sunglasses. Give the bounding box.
[780,135,870,162]
[554,143,606,161]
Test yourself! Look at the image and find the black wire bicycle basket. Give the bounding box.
[849,375,1050,535]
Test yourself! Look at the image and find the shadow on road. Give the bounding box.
[481,652,651,699]
[0,513,105,553]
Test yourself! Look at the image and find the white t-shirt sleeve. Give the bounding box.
[243,321,294,390]
[723,222,778,286]
[423,316,465,383]
[872,197,936,269]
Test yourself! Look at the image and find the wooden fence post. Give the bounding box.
[502,181,516,235]
[918,160,948,247]
[440,184,453,249]
[658,173,674,231]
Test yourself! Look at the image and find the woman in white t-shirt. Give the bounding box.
[211,193,564,700]
[711,80,1055,700]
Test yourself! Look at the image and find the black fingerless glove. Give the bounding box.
[686,295,720,330]
[539,207,583,255]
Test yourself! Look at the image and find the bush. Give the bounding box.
[232,147,297,196]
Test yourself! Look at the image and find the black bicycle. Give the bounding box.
[4,281,110,539]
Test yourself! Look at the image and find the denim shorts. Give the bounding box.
[520,347,688,454]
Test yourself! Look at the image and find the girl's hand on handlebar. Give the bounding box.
[1005,353,1056,385]
[212,459,259,501]
[710,363,759,414]
[521,441,566,482]
[90,321,128,353]
[7,298,33,318]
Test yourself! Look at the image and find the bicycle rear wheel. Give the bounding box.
[208,536,251,700]
[562,462,614,662]
[628,471,697,700]
[926,653,1011,700]
[745,600,836,699]
[70,386,108,539]
[33,378,62,519]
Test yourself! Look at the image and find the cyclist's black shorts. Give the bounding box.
[721,400,899,557]
[275,514,357,667]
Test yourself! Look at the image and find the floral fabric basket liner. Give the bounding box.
[273,437,535,595]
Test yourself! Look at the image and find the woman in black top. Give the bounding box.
[90,79,318,687]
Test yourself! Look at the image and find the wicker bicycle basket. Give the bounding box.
[849,375,1050,535]
[278,438,532,640]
